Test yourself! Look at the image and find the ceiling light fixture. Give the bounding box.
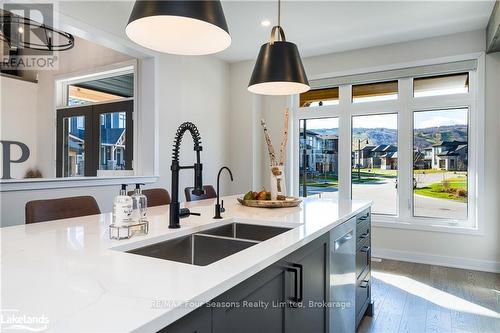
[261,20,271,27]
[0,9,74,51]
[248,0,309,95]
[126,0,231,55]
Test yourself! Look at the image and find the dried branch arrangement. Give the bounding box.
[261,108,289,167]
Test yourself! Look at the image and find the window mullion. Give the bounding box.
[338,85,352,201]
[397,78,412,220]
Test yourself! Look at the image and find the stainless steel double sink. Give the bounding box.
[127,222,292,266]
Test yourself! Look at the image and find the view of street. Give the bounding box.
[302,169,467,219]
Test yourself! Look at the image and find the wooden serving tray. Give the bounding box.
[237,197,302,208]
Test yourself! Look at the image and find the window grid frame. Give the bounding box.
[291,54,483,232]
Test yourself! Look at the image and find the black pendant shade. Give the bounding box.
[126,0,231,55]
[248,39,309,95]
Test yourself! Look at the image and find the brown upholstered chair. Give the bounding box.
[25,196,101,224]
[128,188,171,207]
[184,185,217,202]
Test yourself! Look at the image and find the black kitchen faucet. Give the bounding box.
[169,122,204,229]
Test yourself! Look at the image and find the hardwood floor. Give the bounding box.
[358,259,500,333]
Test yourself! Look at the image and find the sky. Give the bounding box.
[353,114,398,129]
[304,118,339,130]
[302,108,468,130]
[414,109,468,129]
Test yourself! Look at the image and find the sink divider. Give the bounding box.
[194,233,261,244]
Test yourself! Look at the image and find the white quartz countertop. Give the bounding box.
[0,195,371,332]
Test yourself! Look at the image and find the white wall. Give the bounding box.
[0,47,231,227]
[0,77,39,179]
[228,62,263,193]
[154,54,231,198]
[229,30,500,270]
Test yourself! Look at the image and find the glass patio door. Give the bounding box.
[57,106,93,177]
[56,100,133,177]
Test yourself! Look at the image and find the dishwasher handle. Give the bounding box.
[334,230,354,250]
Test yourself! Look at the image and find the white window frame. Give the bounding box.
[291,53,485,235]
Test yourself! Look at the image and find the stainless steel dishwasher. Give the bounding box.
[330,216,356,332]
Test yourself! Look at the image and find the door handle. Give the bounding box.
[359,230,370,239]
[286,263,304,306]
[294,263,304,303]
[361,246,371,267]
[360,245,370,253]
[287,265,299,307]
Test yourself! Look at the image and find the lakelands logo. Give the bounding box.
[1,3,60,71]
[0,309,49,332]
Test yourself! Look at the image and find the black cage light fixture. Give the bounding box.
[0,9,74,51]
[248,0,309,95]
[126,0,231,55]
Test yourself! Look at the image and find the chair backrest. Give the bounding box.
[184,185,217,202]
[128,188,171,207]
[25,196,101,224]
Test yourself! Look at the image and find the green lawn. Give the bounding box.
[413,169,467,175]
[352,177,386,184]
[414,177,467,202]
[351,168,397,179]
[306,182,338,188]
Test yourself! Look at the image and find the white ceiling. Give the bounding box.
[58,1,495,63]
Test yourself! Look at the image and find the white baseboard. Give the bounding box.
[372,248,500,273]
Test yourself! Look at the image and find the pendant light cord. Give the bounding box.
[278,0,281,29]
[270,0,286,44]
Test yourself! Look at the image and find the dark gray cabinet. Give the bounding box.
[162,209,372,332]
[159,305,211,333]
[212,262,287,333]
[284,234,329,333]
[213,232,329,333]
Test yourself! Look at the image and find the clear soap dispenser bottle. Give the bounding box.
[131,183,148,222]
[112,184,133,226]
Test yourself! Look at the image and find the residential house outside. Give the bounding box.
[381,151,398,170]
[431,141,468,171]
[353,145,376,168]
[353,144,397,169]
[299,130,339,177]
[413,147,433,170]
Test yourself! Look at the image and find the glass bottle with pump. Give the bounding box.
[131,183,147,222]
[112,184,133,226]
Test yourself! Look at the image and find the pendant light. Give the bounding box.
[126,0,231,55]
[248,0,309,95]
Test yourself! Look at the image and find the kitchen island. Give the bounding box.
[0,195,371,332]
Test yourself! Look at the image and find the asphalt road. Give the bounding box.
[306,176,467,219]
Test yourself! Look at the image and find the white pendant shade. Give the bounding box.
[248,81,310,96]
[126,15,231,55]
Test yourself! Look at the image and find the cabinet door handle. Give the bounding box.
[361,245,370,253]
[286,263,304,305]
[287,265,299,306]
[359,230,370,239]
[294,263,304,303]
[360,280,369,288]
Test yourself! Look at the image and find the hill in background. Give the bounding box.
[309,125,467,150]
